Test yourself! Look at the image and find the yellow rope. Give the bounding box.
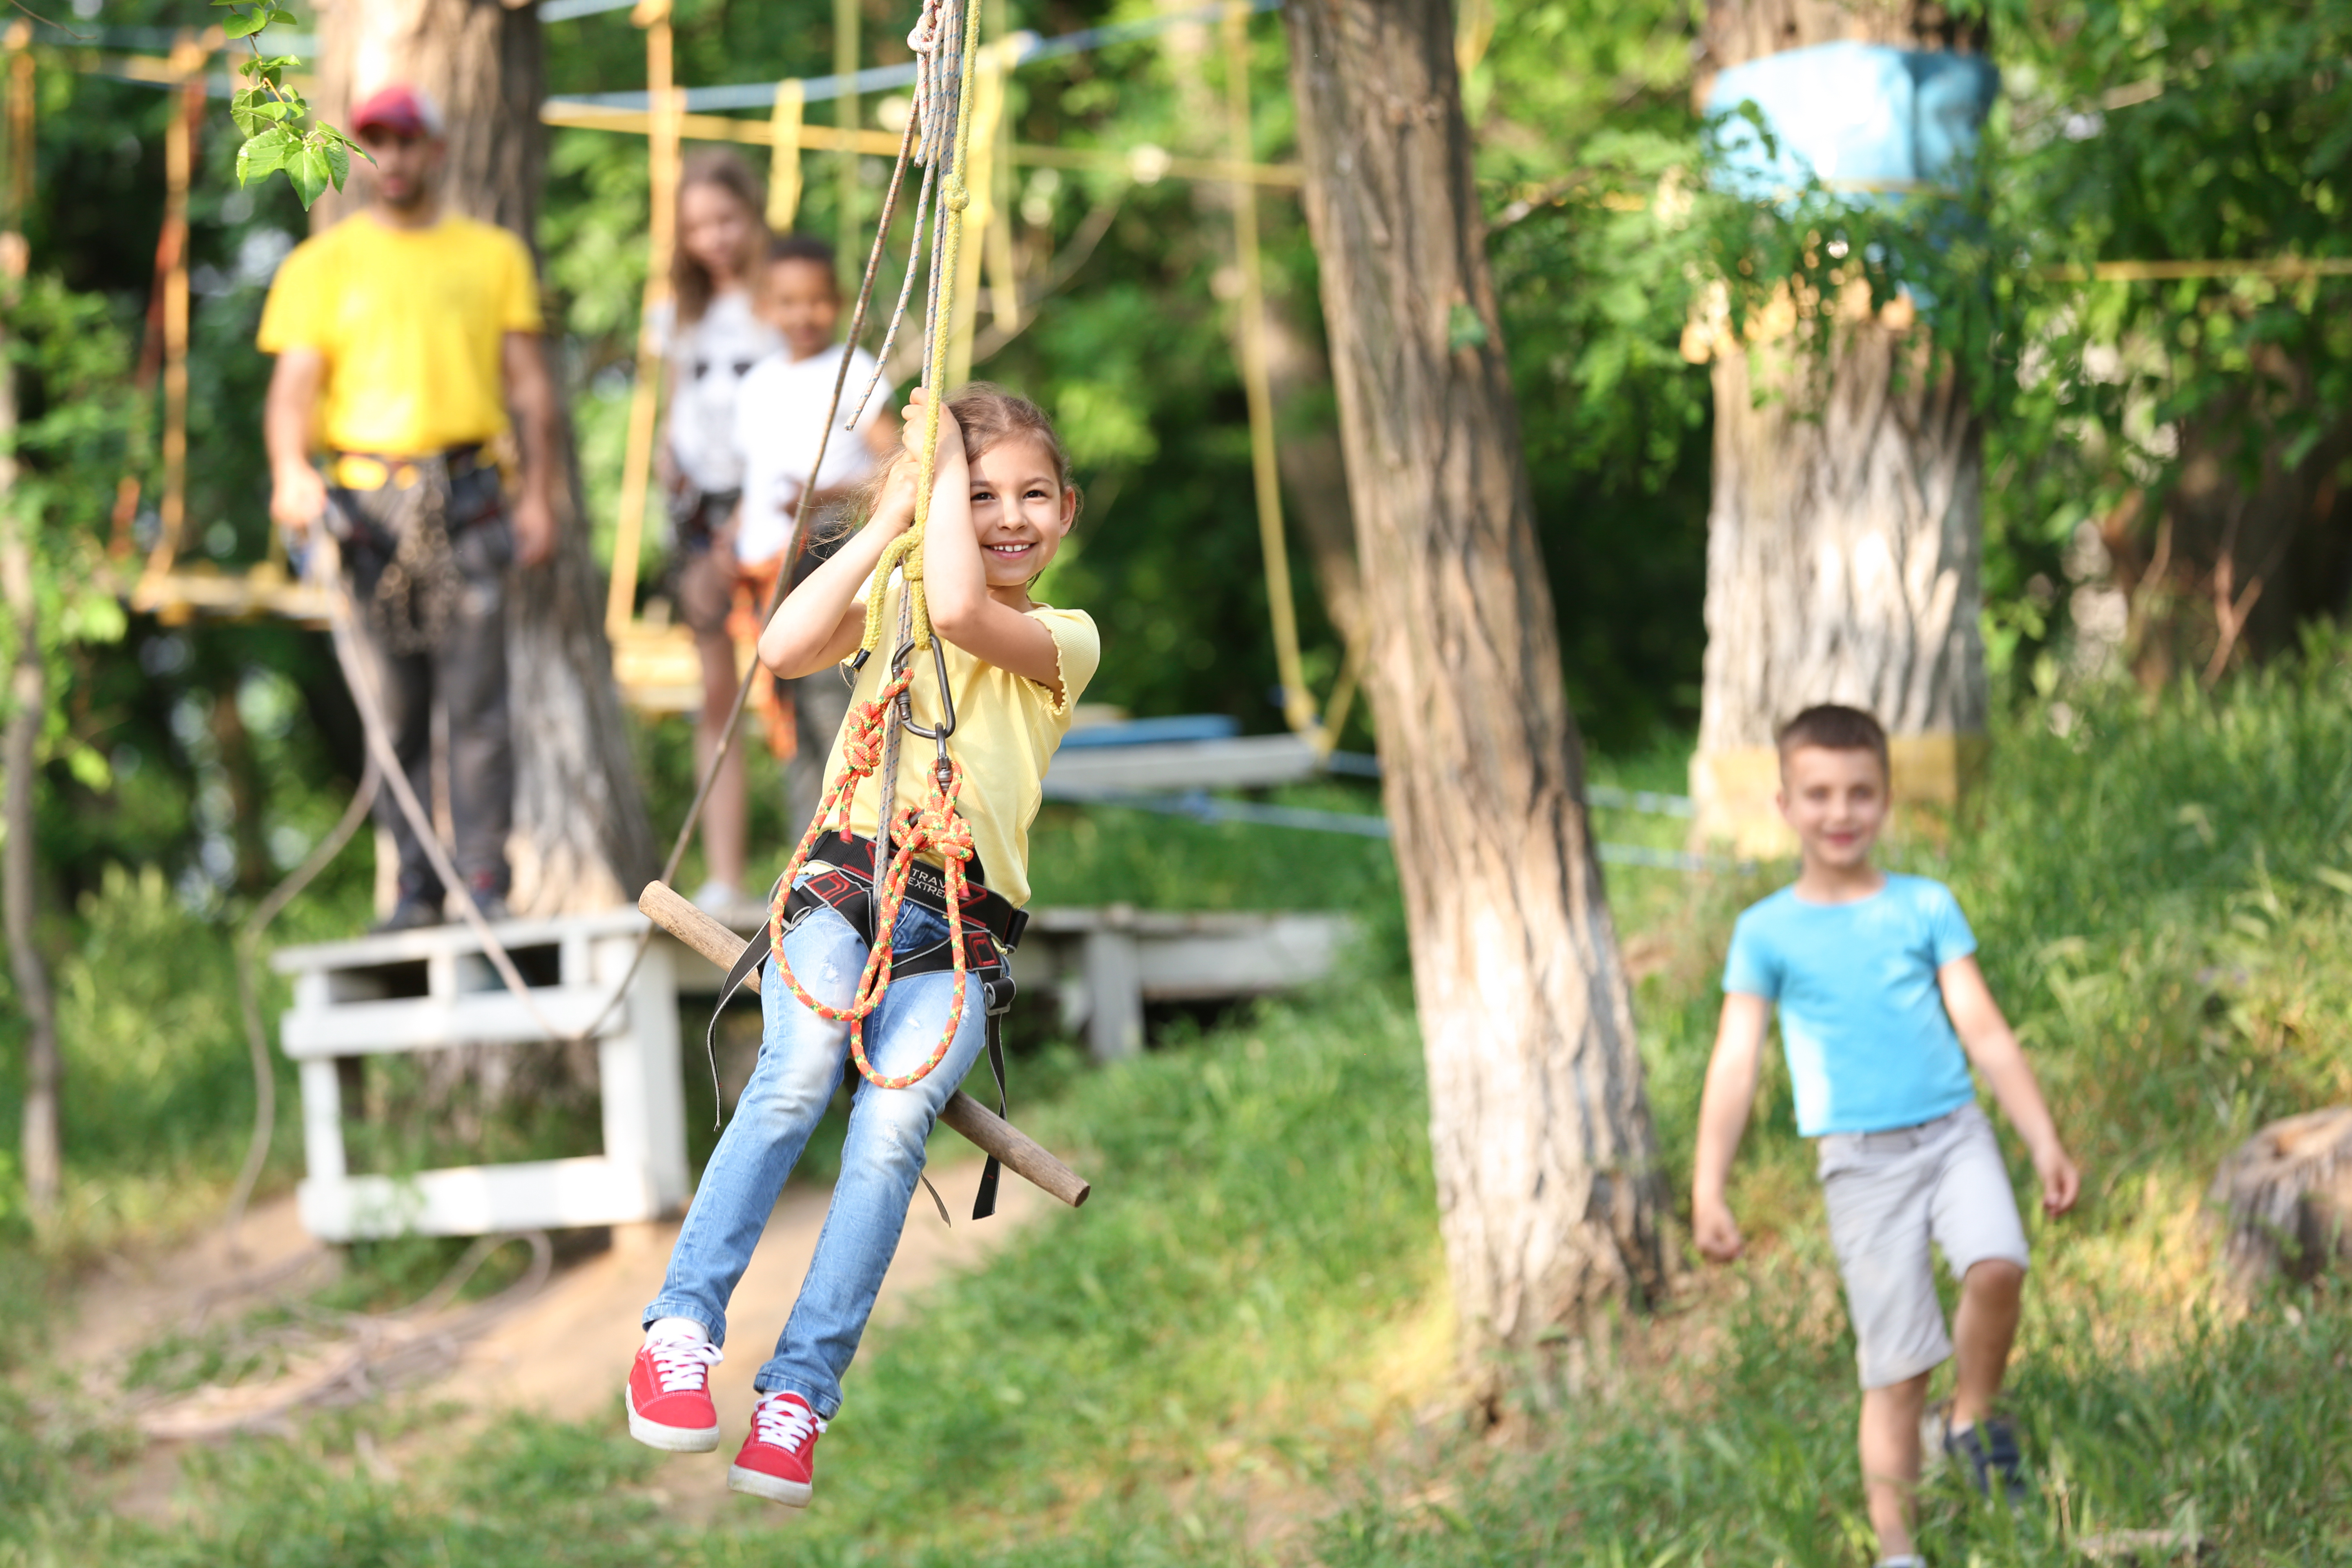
[859,0,987,659]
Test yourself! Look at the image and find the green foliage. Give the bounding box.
[218,2,362,209]
[1993,0,2352,505]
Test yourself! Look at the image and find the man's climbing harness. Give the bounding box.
[340,450,486,655]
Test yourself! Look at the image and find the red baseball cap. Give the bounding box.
[350,83,445,140]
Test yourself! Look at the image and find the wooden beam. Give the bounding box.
[540,100,1305,187]
[637,880,1091,1208]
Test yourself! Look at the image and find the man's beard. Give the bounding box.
[378,179,431,214]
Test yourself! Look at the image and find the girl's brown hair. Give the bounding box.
[844,381,1082,534]
[672,150,768,325]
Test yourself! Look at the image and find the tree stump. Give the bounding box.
[2208,1105,2352,1287]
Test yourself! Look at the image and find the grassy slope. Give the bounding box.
[10,666,2352,1564]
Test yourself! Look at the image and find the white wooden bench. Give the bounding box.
[273,910,688,1242]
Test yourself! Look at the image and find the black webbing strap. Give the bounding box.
[971,973,1014,1221]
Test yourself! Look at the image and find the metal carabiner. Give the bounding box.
[891,636,960,744]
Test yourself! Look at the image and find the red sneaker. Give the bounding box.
[726,1390,827,1506]
[623,1336,724,1452]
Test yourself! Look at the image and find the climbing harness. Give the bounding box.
[331,447,499,656]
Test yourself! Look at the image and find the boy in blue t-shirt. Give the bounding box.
[1692,705,2080,1568]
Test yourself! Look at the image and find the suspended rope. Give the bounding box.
[764,0,987,1091]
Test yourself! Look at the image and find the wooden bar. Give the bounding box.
[539,100,1305,187]
[638,881,1091,1207]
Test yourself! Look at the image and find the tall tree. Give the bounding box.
[1688,0,1991,852]
[1282,0,1668,1371]
[1,273,60,1223]
[309,0,656,913]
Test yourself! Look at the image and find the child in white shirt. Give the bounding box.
[728,234,897,831]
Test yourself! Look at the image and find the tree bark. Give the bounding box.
[1282,0,1668,1367]
[1690,1,1989,853]
[0,307,60,1222]
[310,0,657,913]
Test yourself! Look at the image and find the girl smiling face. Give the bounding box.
[965,434,1076,602]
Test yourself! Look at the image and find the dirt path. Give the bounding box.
[57,1158,1045,1519]
[434,1156,1045,1425]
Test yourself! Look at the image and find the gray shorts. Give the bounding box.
[1817,1102,2030,1388]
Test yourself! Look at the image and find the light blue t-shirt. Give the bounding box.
[1722,873,1979,1137]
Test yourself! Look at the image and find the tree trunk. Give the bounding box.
[0,307,60,1223]
[1689,1,1989,855]
[1282,0,1668,1369]
[311,0,657,914]
[2209,1105,2352,1291]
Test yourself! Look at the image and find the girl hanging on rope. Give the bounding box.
[622,382,1098,1508]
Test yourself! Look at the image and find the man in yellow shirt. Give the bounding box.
[260,84,559,929]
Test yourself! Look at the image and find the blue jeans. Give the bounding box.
[644,888,987,1418]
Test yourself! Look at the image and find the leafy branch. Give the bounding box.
[214,0,367,209]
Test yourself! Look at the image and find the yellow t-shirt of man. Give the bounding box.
[823,575,1100,910]
[256,214,543,456]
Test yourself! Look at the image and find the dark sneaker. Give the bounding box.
[727,1390,826,1507]
[1946,1416,2027,1505]
[371,899,445,934]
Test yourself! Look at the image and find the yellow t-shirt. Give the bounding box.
[821,576,1100,909]
[256,213,543,455]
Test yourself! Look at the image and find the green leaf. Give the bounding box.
[221,12,265,38]
[230,86,263,137]
[235,125,298,186]
[267,7,298,24]
[289,138,335,208]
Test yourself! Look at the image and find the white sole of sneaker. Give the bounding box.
[623,1388,722,1453]
[726,1464,813,1508]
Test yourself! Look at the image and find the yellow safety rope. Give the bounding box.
[858,0,985,659]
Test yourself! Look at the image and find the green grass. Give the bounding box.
[12,655,2352,1564]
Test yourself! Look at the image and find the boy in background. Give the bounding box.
[1691,704,2081,1568]
[730,235,896,833]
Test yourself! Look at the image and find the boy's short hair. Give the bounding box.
[766,232,838,276]
[1776,704,1890,779]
